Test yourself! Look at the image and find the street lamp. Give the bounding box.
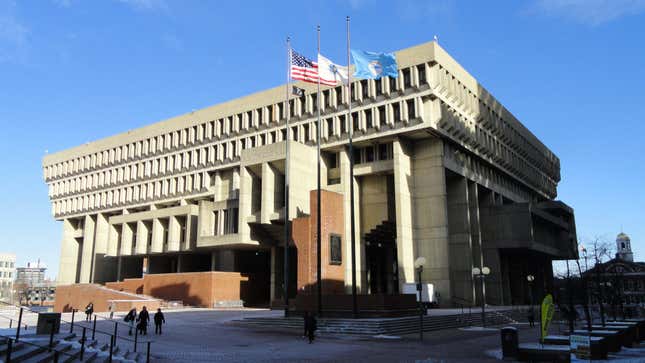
[473,266,491,327]
[414,257,426,341]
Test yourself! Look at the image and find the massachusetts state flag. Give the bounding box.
[290,49,346,86]
[351,49,398,80]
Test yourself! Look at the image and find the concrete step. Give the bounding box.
[8,343,47,362]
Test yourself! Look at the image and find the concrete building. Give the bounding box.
[15,261,56,306]
[42,41,577,309]
[0,253,16,303]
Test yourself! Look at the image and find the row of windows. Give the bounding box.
[0,261,14,268]
[1,272,12,278]
[44,63,429,183]
[441,102,556,197]
[433,65,559,183]
[52,171,210,216]
[49,97,422,205]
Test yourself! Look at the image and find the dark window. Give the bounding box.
[281,128,287,141]
[361,80,369,99]
[237,114,243,131]
[257,108,262,124]
[403,68,411,88]
[365,110,373,129]
[392,103,401,123]
[407,99,416,119]
[336,86,343,105]
[339,115,347,134]
[365,146,374,162]
[328,153,338,168]
[303,124,310,142]
[278,103,284,120]
[379,144,388,160]
[352,112,359,131]
[292,126,298,141]
[324,90,332,108]
[418,64,426,85]
[389,76,397,92]
[353,149,362,164]
[378,106,386,124]
[375,79,382,95]
[330,234,342,265]
[311,94,318,112]
[326,118,334,135]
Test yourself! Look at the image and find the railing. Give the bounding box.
[0,301,153,362]
[0,311,29,331]
[1,331,78,363]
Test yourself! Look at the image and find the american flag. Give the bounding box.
[290,49,337,86]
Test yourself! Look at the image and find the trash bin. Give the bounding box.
[36,312,61,335]
[501,326,519,359]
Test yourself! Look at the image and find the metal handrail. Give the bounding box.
[1,331,77,361]
[0,301,154,361]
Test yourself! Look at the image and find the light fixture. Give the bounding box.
[527,274,535,282]
[482,267,490,275]
[414,257,426,269]
[472,267,481,275]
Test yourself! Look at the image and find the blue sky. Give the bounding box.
[1,0,643,279]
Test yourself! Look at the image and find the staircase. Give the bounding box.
[0,333,148,362]
[232,309,518,336]
[363,221,396,245]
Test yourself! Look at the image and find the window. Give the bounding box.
[417,64,426,85]
[329,235,342,265]
[403,68,411,88]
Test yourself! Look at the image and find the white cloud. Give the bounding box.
[0,14,28,63]
[534,0,645,25]
[116,0,168,12]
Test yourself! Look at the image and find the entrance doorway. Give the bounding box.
[365,221,399,294]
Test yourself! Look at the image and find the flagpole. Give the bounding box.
[316,25,323,318]
[284,36,291,318]
[347,15,358,319]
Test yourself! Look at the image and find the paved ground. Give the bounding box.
[3,308,644,362]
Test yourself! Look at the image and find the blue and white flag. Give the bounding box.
[351,49,398,79]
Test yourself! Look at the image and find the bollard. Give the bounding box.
[92,315,97,340]
[49,322,55,351]
[6,338,12,363]
[70,309,76,333]
[16,308,23,342]
[9,319,12,329]
[109,335,114,363]
[146,341,151,363]
[80,327,86,361]
[53,351,59,363]
[134,324,139,352]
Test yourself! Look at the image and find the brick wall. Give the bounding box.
[54,284,160,313]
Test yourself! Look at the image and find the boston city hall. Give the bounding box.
[43,41,577,314]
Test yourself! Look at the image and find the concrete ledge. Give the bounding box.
[517,343,570,363]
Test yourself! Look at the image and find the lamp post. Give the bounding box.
[414,257,426,341]
[527,275,535,308]
[472,266,490,328]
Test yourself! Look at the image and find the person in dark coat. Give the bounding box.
[137,306,150,335]
[303,312,309,338]
[154,308,165,335]
[304,313,317,343]
[527,309,535,328]
[85,303,94,321]
[125,308,137,335]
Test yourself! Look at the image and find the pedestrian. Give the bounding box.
[85,302,94,321]
[305,313,317,344]
[125,308,137,335]
[108,302,114,320]
[527,309,535,328]
[137,306,150,335]
[302,311,309,339]
[154,308,165,335]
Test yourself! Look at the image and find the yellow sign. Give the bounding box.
[540,294,554,342]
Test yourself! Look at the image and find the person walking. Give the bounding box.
[154,308,165,335]
[85,303,94,322]
[125,308,137,336]
[305,313,317,344]
[302,312,309,339]
[108,302,114,320]
[527,309,535,328]
[137,306,150,335]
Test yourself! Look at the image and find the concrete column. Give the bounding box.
[91,213,112,283]
[411,138,451,305]
[151,218,164,253]
[107,223,119,256]
[392,139,415,286]
[214,250,235,271]
[136,220,148,255]
[261,162,276,224]
[238,166,253,239]
[58,219,80,285]
[339,149,363,293]
[120,223,134,256]
[468,182,484,305]
[213,171,222,201]
[79,215,96,283]
[446,175,474,304]
[168,216,180,252]
[270,247,277,301]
